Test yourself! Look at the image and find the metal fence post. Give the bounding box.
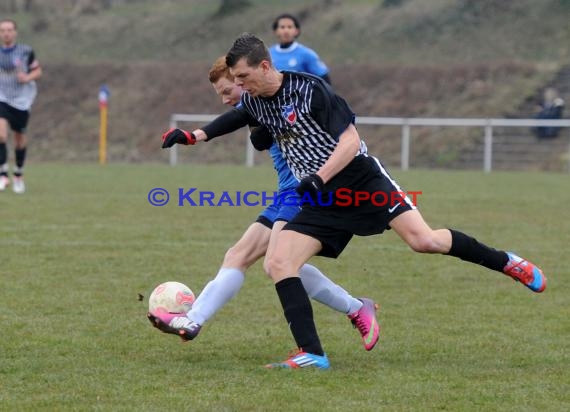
[483,121,493,173]
[401,120,410,171]
[567,127,570,173]
[245,129,254,167]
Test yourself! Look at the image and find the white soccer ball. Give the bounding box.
[148,281,195,314]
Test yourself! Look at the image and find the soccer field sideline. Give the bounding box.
[0,163,568,411]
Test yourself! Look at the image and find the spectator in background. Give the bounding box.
[533,87,565,139]
[269,13,331,84]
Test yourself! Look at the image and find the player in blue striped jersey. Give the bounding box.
[148,57,379,360]
[223,34,546,368]
[161,34,546,369]
[0,19,41,194]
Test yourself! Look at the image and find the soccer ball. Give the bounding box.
[148,281,195,314]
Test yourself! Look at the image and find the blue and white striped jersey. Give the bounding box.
[240,71,364,180]
[269,41,330,190]
[0,43,39,110]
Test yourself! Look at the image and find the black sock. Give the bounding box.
[275,277,324,356]
[15,147,26,176]
[0,143,6,174]
[447,229,509,272]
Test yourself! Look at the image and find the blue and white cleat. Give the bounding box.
[265,349,330,370]
[503,252,547,293]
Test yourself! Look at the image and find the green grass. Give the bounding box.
[0,164,569,411]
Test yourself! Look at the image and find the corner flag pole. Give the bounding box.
[99,85,110,164]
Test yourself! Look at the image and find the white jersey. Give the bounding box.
[0,43,38,111]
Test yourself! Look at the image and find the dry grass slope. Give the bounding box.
[2,0,568,165]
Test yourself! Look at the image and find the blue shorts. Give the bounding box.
[257,189,301,228]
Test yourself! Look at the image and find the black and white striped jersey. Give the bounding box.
[0,43,39,110]
[240,71,367,179]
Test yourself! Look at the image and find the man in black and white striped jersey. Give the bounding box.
[161,33,547,370]
[0,19,42,194]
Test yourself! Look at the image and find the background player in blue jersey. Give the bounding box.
[269,13,330,84]
[149,56,380,352]
[0,19,41,194]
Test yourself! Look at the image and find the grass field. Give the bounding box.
[0,163,568,411]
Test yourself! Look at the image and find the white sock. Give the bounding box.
[186,267,245,325]
[299,263,363,315]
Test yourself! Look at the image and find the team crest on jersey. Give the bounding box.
[281,104,297,125]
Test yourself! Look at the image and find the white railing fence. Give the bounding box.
[168,114,570,173]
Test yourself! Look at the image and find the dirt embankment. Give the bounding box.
[29,61,539,164]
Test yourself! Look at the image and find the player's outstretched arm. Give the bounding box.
[200,107,253,141]
[161,107,254,148]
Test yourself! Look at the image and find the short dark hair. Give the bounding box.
[272,13,300,31]
[226,33,272,68]
[0,19,17,30]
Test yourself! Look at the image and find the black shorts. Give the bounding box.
[256,215,273,229]
[0,102,30,133]
[284,154,416,258]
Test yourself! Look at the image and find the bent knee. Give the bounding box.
[407,235,441,253]
[263,254,292,279]
[223,246,252,270]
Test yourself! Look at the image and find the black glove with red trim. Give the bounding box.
[161,128,196,148]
